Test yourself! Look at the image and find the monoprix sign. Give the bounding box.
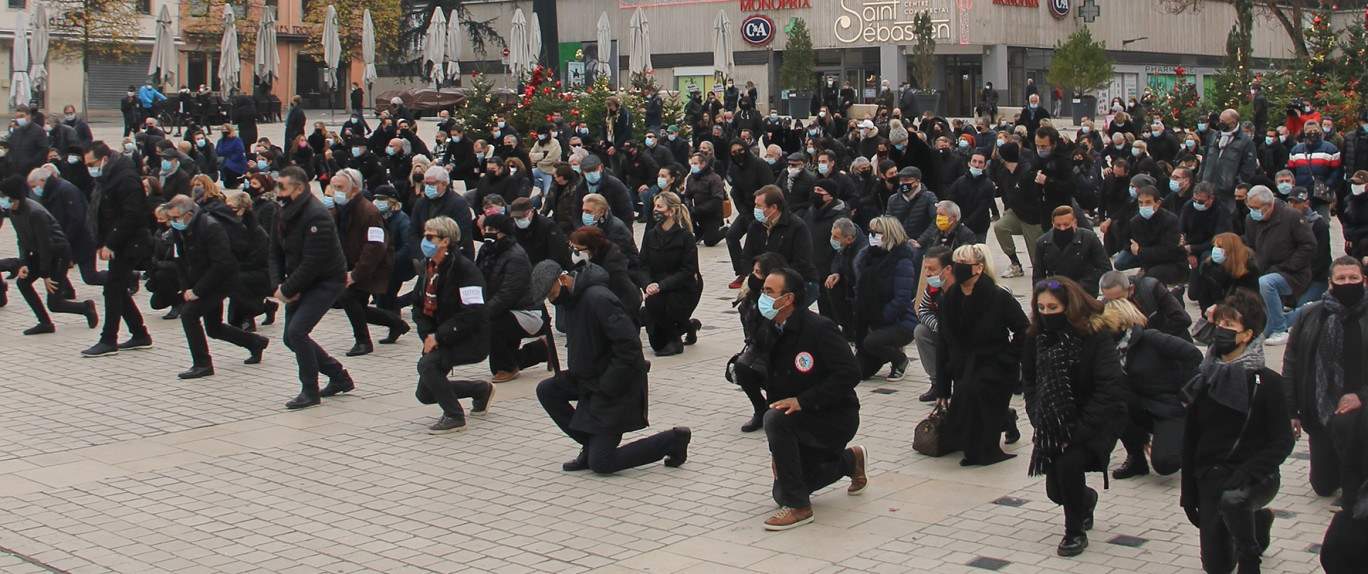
[741,14,775,46]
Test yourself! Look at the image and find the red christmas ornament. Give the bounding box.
[556,81,561,87]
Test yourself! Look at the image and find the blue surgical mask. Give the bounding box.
[806,146,816,155]
[498,121,506,129]
[1152,130,1163,138]
[765,157,776,165]
[690,164,700,174]
[1081,126,1091,134]
[1193,200,1208,212]
[1029,103,1038,110]
[1185,140,1196,148]
[0,197,10,210]
[32,185,44,198]
[374,199,389,213]
[170,219,187,231]
[1211,246,1227,264]
[453,136,462,143]
[996,139,1005,147]
[571,164,581,173]
[333,191,348,205]
[1265,136,1276,146]
[161,159,173,172]
[88,160,103,178]
[1250,206,1266,221]
[770,113,778,120]
[1139,205,1156,219]
[657,177,668,189]
[585,170,601,185]
[645,137,655,147]
[1277,182,1293,195]
[386,147,397,156]
[817,163,830,175]
[424,184,439,199]
[420,238,439,258]
[1197,122,1207,131]
[195,139,206,148]
[830,237,842,251]
[16,118,27,127]
[753,207,767,223]
[351,147,362,157]
[958,140,969,149]
[1131,147,1141,157]
[969,166,984,177]
[322,195,335,209]
[1129,186,1138,199]
[927,274,944,289]
[581,213,596,227]
[896,144,905,151]
[757,293,783,320]
[66,155,79,164]
[256,160,268,171]
[1169,180,1181,192]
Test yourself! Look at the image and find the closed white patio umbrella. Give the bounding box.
[444,9,462,80]
[363,10,378,93]
[712,10,734,80]
[596,11,612,84]
[218,5,239,96]
[323,5,340,116]
[528,11,542,71]
[255,6,280,87]
[28,3,48,92]
[508,8,527,77]
[422,7,446,87]
[149,5,177,87]
[10,12,31,109]
[628,7,651,76]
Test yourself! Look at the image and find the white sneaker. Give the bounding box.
[1265,332,1290,346]
[1001,264,1024,279]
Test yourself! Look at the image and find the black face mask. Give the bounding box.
[1053,227,1075,245]
[1333,281,1365,307]
[1041,312,1069,332]
[1307,132,1323,144]
[951,262,975,284]
[1212,327,1243,356]
[746,274,765,294]
[651,210,666,224]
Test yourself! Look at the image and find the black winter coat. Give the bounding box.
[1023,328,1129,472]
[683,162,726,219]
[944,172,995,235]
[1127,275,1193,341]
[1284,301,1368,432]
[7,198,70,277]
[476,236,535,318]
[413,249,490,357]
[744,210,818,283]
[514,214,572,270]
[269,194,347,298]
[408,190,474,261]
[576,173,636,230]
[588,243,642,327]
[92,154,151,255]
[1127,207,1188,276]
[634,223,701,294]
[778,167,817,216]
[1178,200,1233,258]
[550,263,650,435]
[1181,367,1294,510]
[933,277,1029,398]
[1033,228,1112,296]
[236,211,272,299]
[751,308,861,449]
[805,199,851,282]
[1119,327,1202,414]
[728,153,775,213]
[37,176,94,263]
[172,209,239,298]
[1243,199,1317,297]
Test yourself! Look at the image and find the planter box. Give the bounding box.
[912,92,941,117]
[787,91,813,119]
[1071,96,1097,124]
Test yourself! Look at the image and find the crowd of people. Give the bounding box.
[0,76,1365,572]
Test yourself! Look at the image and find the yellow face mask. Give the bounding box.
[935,215,952,231]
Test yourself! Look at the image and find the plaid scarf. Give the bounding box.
[422,259,440,319]
[1028,329,1082,477]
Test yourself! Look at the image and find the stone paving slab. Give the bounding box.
[0,117,1332,573]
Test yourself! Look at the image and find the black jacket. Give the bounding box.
[161,166,192,199]
[588,242,642,327]
[92,154,151,254]
[916,221,976,252]
[8,122,49,176]
[728,151,776,213]
[744,210,818,283]
[1119,327,1202,411]
[634,223,700,295]
[408,189,474,261]
[7,198,70,277]
[1243,199,1317,297]
[1127,207,1188,276]
[236,210,273,299]
[683,161,727,219]
[413,249,490,357]
[934,277,1029,397]
[1178,199,1233,259]
[620,150,659,193]
[475,236,535,318]
[550,262,650,435]
[777,167,817,216]
[1284,301,1368,432]
[575,173,636,231]
[269,194,347,298]
[805,199,851,281]
[1198,258,1261,312]
[1034,228,1111,296]
[752,308,861,449]
[1128,275,1193,341]
[38,176,94,263]
[944,171,995,235]
[1023,328,1129,471]
[1181,367,1293,510]
[514,213,572,270]
[172,208,240,298]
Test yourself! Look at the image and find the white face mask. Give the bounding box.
[570,249,589,265]
[1354,183,1367,196]
[787,167,801,177]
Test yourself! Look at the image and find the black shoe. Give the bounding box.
[285,393,320,410]
[919,390,937,403]
[345,342,373,357]
[84,301,99,329]
[664,427,691,467]
[1111,455,1150,480]
[117,335,153,351]
[0,281,7,307]
[1255,508,1273,553]
[1004,408,1021,444]
[23,323,55,335]
[81,341,119,357]
[379,322,410,344]
[1081,488,1098,531]
[319,370,354,397]
[1057,532,1088,557]
[562,448,590,471]
[741,412,766,433]
[887,356,909,381]
[163,305,181,320]
[684,319,702,345]
[655,340,684,357]
[471,381,495,416]
[178,365,215,379]
[244,337,269,365]
[262,300,279,325]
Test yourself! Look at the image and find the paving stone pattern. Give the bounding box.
[0,118,1334,573]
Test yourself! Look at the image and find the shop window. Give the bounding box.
[8,0,25,10]
[136,0,151,14]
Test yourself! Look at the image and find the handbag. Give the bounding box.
[1313,178,1334,203]
[913,404,948,457]
[723,196,733,219]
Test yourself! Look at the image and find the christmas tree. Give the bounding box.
[1150,66,1203,128]
[454,71,503,144]
[1209,0,1253,113]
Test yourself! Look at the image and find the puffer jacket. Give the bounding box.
[475,236,535,318]
[855,242,921,333]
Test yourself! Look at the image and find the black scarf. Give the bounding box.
[1187,340,1265,414]
[1314,291,1368,427]
[1028,328,1082,477]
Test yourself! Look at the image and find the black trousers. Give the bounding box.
[765,408,856,508]
[1195,469,1279,573]
[1044,444,1101,535]
[735,364,769,416]
[337,287,405,345]
[100,254,148,345]
[536,376,677,474]
[856,325,915,379]
[416,346,487,419]
[1322,510,1368,573]
[1120,397,1186,476]
[181,293,264,367]
[726,213,753,276]
[488,311,549,374]
[1308,412,1362,499]
[694,213,725,247]
[945,376,1013,463]
[642,286,701,351]
[17,270,87,325]
[282,281,346,396]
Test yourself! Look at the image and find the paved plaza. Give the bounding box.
[0,116,1336,573]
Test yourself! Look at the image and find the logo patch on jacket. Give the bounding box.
[795,352,814,373]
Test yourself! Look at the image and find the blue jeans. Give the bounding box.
[283,281,346,395]
[1114,250,1140,271]
[532,168,552,195]
[1257,273,1293,335]
[638,185,660,219]
[1287,279,1328,326]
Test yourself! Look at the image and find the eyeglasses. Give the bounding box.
[1034,280,1062,292]
[422,233,441,241]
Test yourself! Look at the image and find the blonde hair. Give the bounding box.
[190,174,221,203]
[224,191,252,214]
[1104,298,1148,331]
[582,193,610,217]
[868,216,909,248]
[653,191,693,233]
[952,244,997,283]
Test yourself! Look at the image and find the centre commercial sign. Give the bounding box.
[833,0,953,44]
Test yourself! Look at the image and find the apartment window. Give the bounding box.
[137,0,152,14]
[8,0,26,10]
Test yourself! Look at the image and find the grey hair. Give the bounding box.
[1248,185,1275,204]
[832,217,858,239]
[1275,169,1294,180]
[937,200,961,220]
[424,215,461,243]
[398,138,412,155]
[334,168,363,192]
[1099,270,1130,292]
[27,168,52,184]
[166,194,197,215]
[424,165,450,184]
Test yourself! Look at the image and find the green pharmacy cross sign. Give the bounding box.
[1078,0,1100,23]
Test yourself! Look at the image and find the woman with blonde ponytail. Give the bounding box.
[635,191,703,357]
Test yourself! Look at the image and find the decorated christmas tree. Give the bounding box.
[1150,66,1203,128]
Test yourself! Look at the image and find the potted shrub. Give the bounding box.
[910,11,940,115]
[780,18,816,118]
[1048,27,1114,124]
